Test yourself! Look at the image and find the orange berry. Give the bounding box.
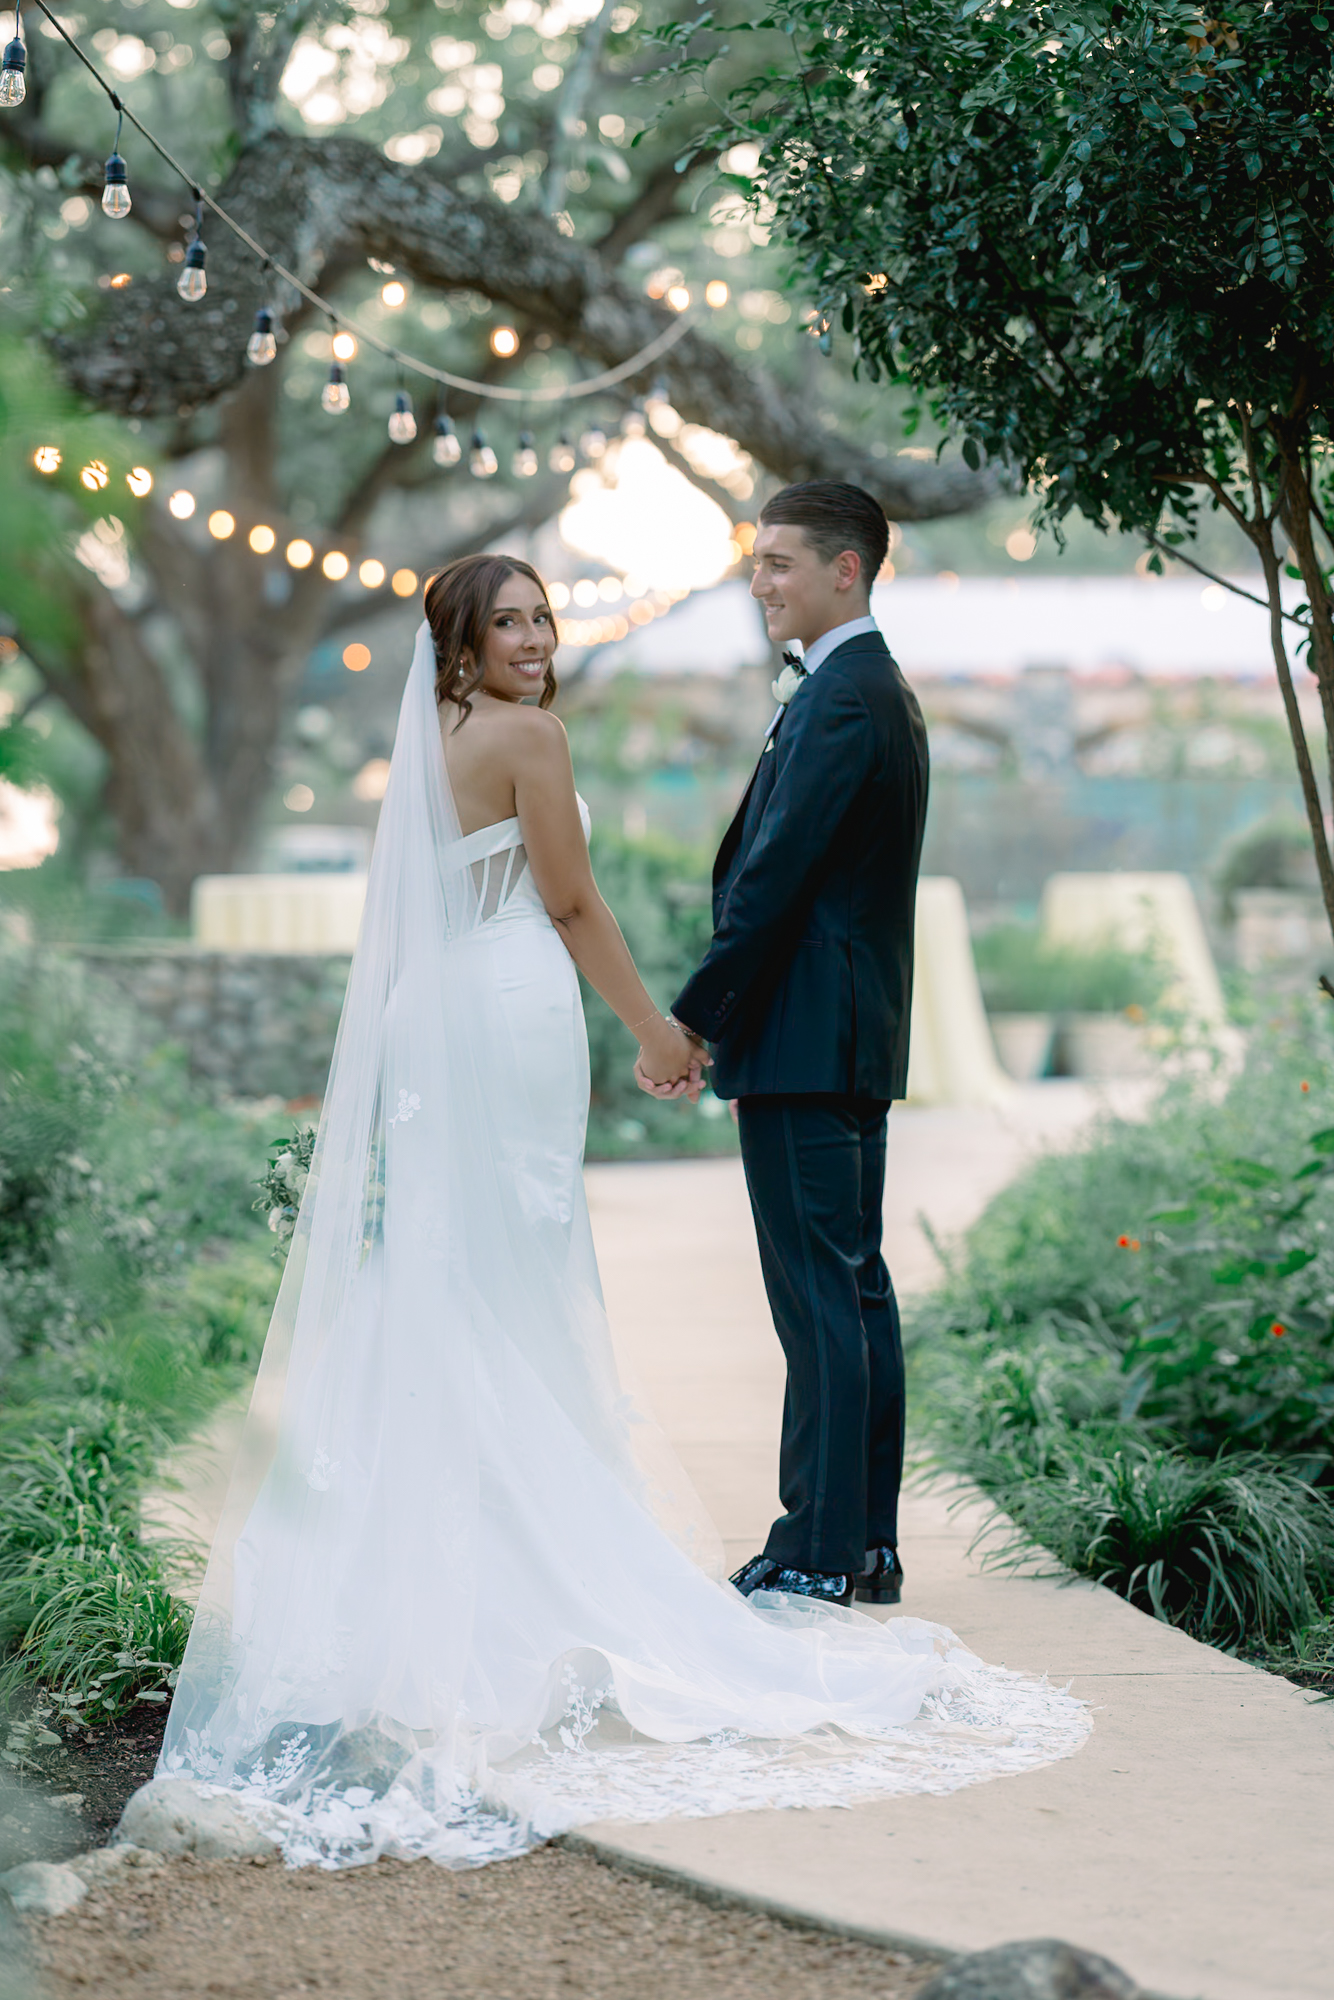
[1117,1234,1130,1248]
[1130,1239,1142,1252]
[1301,1081,1310,1093]
[1271,1322,1286,1337]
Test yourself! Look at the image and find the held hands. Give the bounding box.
[633,1015,711,1105]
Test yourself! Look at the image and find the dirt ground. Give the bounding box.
[21,1844,941,2000]
[4,1709,941,2000]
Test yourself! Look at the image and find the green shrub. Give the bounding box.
[583,824,736,1158]
[912,996,1334,1657]
[0,937,275,1720]
[974,921,1169,1015]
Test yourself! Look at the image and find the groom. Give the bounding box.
[652,480,928,1608]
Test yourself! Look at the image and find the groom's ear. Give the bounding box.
[833,549,864,593]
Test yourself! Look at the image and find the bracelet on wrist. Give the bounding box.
[628,1008,662,1034]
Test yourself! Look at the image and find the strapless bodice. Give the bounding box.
[448,795,590,926]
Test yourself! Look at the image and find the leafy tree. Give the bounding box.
[685,0,1334,941]
[0,0,984,911]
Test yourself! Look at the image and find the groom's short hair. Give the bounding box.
[759,482,889,589]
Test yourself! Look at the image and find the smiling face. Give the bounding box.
[474,571,557,704]
[749,522,869,650]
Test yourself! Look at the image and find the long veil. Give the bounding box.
[158,622,1090,1870]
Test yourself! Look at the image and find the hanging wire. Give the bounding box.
[26,0,698,404]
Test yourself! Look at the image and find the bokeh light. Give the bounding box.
[322,550,350,581]
[490,325,520,357]
[167,487,195,517]
[32,446,61,474]
[284,784,315,812]
[343,643,372,673]
[249,525,276,554]
[359,558,386,588]
[286,539,314,569]
[391,568,418,597]
[332,330,358,362]
[126,466,154,496]
[208,510,235,539]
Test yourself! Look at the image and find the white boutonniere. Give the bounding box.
[771,662,807,706]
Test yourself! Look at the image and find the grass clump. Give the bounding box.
[912,996,1334,1670]
[973,921,1169,1015]
[0,937,276,1734]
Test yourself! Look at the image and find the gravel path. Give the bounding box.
[23,1844,940,1999]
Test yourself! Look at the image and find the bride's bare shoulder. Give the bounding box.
[499,703,570,768]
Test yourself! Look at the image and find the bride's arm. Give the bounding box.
[508,708,704,1090]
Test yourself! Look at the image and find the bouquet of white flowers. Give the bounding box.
[254,1124,317,1256]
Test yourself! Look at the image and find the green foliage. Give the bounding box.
[912,998,1334,1652]
[0,939,276,1719]
[583,823,736,1157]
[974,922,1168,1015]
[694,0,1334,542]
[255,1124,317,1257]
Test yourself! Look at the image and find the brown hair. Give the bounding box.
[759,481,890,589]
[423,553,558,726]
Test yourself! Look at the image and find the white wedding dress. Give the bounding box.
[156,624,1088,1868]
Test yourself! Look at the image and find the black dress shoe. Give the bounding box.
[729,1555,780,1597]
[768,1566,855,1607]
[855,1545,904,1605]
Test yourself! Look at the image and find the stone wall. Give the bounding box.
[77,946,350,1102]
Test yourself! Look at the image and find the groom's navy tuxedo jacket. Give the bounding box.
[672,631,929,1101]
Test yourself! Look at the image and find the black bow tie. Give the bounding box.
[781,650,807,672]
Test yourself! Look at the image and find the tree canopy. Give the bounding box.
[685,0,1334,938]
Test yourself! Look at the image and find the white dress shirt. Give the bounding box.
[765,614,884,742]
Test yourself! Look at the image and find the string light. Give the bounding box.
[167,488,195,518]
[207,509,235,538]
[126,465,153,496]
[549,433,576,474]
[0,6,25,107]
[432,414,461,467]
[621,404,647,439]
[102,106,131,220]
[15,0,702,418]
[358,558,386,588]
[343,643,371,672]
[579,425,607,461]
[388,390,416,445]
[321,550,349,581]
[322,362,350,414]
[391,568,418,597]
[470,429,498,479]
[248,524,276,554]
[247,307,277,367]
[513,430,538,478]
[32,445,60,473]
[177,199,207,303]
[286,539,314,569]
[705,279,729,308]
[80,459,109,490]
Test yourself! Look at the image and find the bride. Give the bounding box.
[156,554,1088,1868]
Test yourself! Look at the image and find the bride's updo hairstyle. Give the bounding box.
[425,553,558,726]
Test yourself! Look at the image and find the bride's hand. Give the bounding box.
[636,1016,707,1094]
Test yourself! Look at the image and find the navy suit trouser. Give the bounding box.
[736,1094,904,1576]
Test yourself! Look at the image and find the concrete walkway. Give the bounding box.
[153,1083,1333,2000]
[584,1084,1334,2000]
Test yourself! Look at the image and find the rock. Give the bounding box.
[0,1861,87,1916]
[115,1779,279,1861]
[918,1939,1141,2000]
[68,1843,166,1887]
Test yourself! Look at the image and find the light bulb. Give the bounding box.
[548,434,576,473]
[621,404,647,439]
[579,425,607,461]
[513,432,538,478]
[0,38,26,107]
[432,415,462,468]
[321,363,350,414]
[247,307,277,366]
[645,379,668,414]
[176,239,207,303]
[388,391,416,445]
[101,153,131,220]
[469,431,498,479]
